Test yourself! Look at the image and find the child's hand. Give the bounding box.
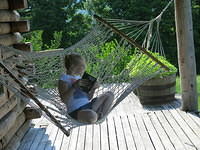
[72,79,81,89]
[79,79,91,87]
[72,79,90,89]
[88,81,100,98]
[91,81,100,90]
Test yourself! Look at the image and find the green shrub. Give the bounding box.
[23,30,43,51]
[127,51,177,78]
[23,30,62,51]
[86,40,132,77]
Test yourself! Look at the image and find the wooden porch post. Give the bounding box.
[174,0,198,111]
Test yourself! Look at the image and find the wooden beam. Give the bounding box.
[10,21,30,33]
[174,0,198,111]
[4,120,30,150]
[0,23,11,35]
[0,0,9,10]
[0,106,18,140]
[0,32,23,46]
[0,112,26,149]
[0,10,20,22]
[8,0,28,10]
[0,0,28,10]
[0,98,27,140]
[13,42,33,52]
[0,95,17,119]
[0,21,28,38]
[24,107,42,120]
[0,21,30,34]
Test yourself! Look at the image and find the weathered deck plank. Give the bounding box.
[100,118,109,150]
[37,124,54,150]
[180,112,200,138]
[147,112,176,150]
[44,125,59,150]
[18,93,200,150]
[68,127,79,150]
[142,113,165,150]
[107,116,118,150]
[85,124,94,150]
[162,109,197,150]
[75,126,86,150]
[60,128,70,150]
[93,124,101,150]
[120,116,136,150]
[165,105,200,149]
[135,113,155,150]
[29,128,46,150]
[127,115,145,150]
[113,116,127,150]
[154,111,186,150]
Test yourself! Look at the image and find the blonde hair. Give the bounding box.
[64,54,85,70]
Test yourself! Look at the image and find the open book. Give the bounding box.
[80,72,97,93]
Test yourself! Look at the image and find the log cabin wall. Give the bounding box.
[0,0,41,150]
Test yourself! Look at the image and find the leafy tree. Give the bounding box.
[21,0,92,49]
[61,13,92,48]
[84,0,199,73]
[192,0,200,73]
[28,0,67,48]
[19,0,199,73]
[23,30,43,51]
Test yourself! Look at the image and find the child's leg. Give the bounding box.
[77,109,98,123]
[92,91,114,118]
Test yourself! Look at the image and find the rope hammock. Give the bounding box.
[0,1,173,136]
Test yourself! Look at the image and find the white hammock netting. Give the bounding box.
[0,2,173,136]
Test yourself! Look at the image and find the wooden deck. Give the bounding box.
[18,93,200,150]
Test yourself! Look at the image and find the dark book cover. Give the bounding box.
[80,72,97,93]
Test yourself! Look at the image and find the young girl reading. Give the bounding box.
[58,54,114,123]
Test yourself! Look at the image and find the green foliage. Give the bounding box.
[21,0,92,49]
[23,31,63,88]
[23,31,63,50]
[23,30,43,51]
[31,56,63,89]
[86,40,132,77]
[192,1,200,74]
[20,0,199,74]
[127,52,177,78]
[61,14,92,48]
[84,0,199,74]
[44,31,63,49]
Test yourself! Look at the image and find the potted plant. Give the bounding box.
[127,52,177,105]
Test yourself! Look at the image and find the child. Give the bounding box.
[58,54,114,123]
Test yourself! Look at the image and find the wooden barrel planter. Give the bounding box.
[134,74,176,105]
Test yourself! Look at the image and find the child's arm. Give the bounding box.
[58,80,78,104]
[88,81,100,99]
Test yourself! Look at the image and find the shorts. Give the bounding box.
[68,97,98,119]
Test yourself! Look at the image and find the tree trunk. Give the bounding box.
[174,0,198,111]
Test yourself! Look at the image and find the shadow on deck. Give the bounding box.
[18,93,200,150]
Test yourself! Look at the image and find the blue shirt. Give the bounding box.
[60,74,89,113]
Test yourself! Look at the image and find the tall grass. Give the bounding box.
[176,75,200,110]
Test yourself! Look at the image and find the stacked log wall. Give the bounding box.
[0,0,41,150]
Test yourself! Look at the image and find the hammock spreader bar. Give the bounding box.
[0,61,70,137]
[94,15,170,71]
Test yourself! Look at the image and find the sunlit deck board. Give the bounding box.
[75,126,86,150]
[99,118,109,150]
[18,93,200,150]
